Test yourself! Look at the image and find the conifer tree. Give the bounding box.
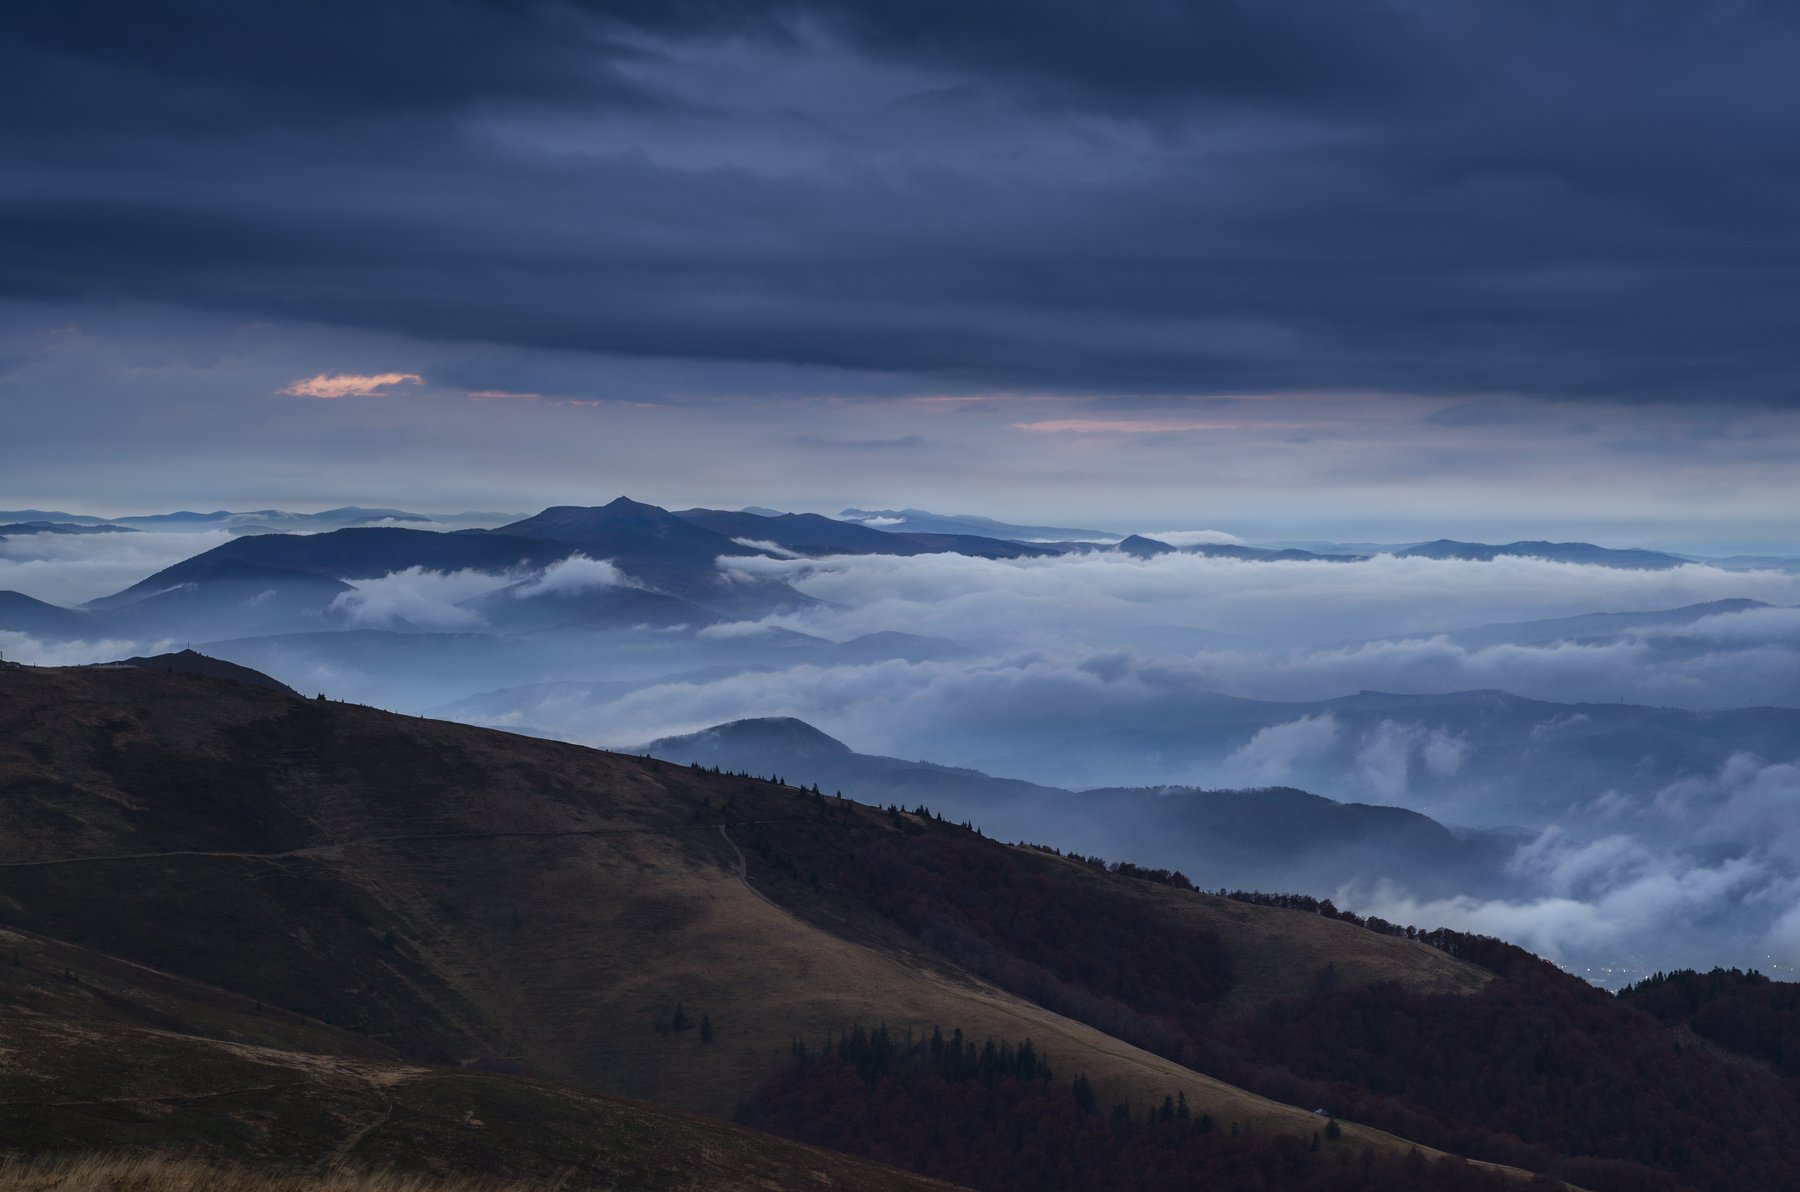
[1072,1073,1097,1115]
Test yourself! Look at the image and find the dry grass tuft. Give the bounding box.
[0,1154,543,1192]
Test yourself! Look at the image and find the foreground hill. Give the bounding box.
[0,926,952,1191]
[6,665,1800,1189]
[115,647,303,696]
[0,666,1466,1148]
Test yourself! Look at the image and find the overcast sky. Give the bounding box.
[5,2,1799,548]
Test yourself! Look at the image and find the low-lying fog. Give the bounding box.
[5,527,1800,985]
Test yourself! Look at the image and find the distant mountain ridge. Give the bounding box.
[1056,535,1362,562]
[0,509,116,526]
[1394,538,1689,569]
[0,498,1081,650]
[0,521,136,537]
[673,507,1055,559]
[643,716,1514,899]
[114,506,435,530]
[838,507,1109,540]
[85,527,559,610]
[496,499,759,564]
[1051,534,1682,567]
[1431,598,1776,650]
[0,591,94,637]
[63,499,811,634]
[0,507,518,537]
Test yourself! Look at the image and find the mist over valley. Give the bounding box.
[5,499,1797,988]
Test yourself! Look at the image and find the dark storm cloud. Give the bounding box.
[6,2,1800,403]
[2,2,764,119]
[814,0,1430,112]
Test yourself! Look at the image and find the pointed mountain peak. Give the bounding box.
[1116,534,1176,557]
[493,500,753,557]
[648,716,852,758]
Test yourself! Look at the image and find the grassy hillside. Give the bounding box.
[0,1019,953,1191]
[0,918,952,1190]
[0,1155,531,1192]
[728,802,1800,1190]
[0,664,1494,1166]
[19,664,1794,1187]
[1107,874,1491,1013]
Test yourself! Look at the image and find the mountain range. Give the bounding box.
[641,716,1519,900]
[0,498,1054,646]
[4,496,1796,962]
[0,521,136,537]
[427,667,1800,847]
[836,507,1110,540]
[1393,538,1691,569]
[6,496,1779,665]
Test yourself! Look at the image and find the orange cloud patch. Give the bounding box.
[280,372,424,399]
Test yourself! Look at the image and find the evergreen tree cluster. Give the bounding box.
[1620,967,1800,1078]
[803,1023,1051,1088]
[746,1023,1542,1192]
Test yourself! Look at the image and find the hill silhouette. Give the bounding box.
[646,717,1512,898]
[1394,539,1687,569]
[0,924,953,1192]
[115,648,302,696]
[0,665,1467,1139]
[6,665,1800,1189]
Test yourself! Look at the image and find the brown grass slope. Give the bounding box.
[0,921,954,1190]
[0,665,1492,1167]
[0,1154,532,1192]
[0,1020,954,1191]
[1096,869,1491,1014]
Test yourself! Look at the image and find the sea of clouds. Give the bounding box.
[0,528,238,606]
[6,533,1800,980]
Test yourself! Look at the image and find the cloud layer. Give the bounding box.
[510,554,629,598]
[8,2,1800,406]
[729,550,1800,638]
[328,566,518,629]
[0,529,238,606]
[1354,754,1800,979]
[7,525,1800,982]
